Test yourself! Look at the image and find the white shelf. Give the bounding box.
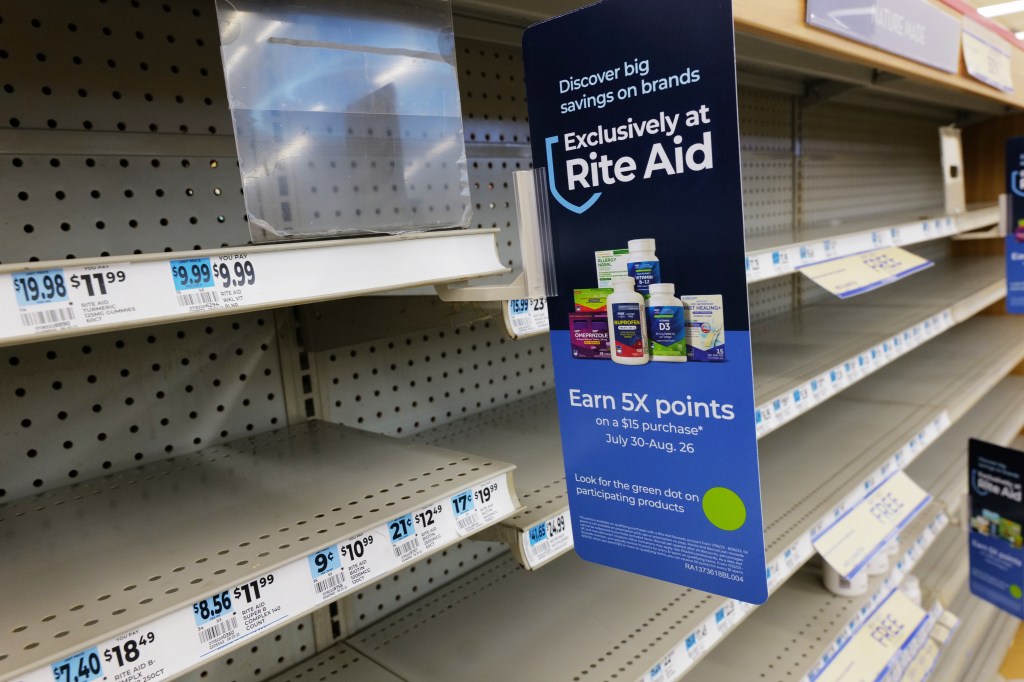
[744,204,998,284]
[752,254,1005,437]
[686,374,1024,682]
[348,316,1024,681]
[928,583,1017,682]
[417,394,567,570]
[1,422,519,681]
[906,376,1024,515]
[684,504,949,682]
[0,230,508,348]
[264,642,402,682]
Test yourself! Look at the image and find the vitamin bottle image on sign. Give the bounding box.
[607,275,649,365]
[626,238,661,298]
[646,282,687,362]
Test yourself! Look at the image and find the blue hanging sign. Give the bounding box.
[969,438,1024,617]
[523,0,767,603]
[1006,137,1024,314]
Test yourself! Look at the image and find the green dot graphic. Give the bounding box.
[702,487,747,531]
[1011,584,1022,600]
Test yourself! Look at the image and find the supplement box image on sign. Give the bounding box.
[524,0,767,602]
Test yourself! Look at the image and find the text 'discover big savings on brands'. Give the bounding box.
[523,0,767,602]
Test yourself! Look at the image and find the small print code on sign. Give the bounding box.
[198,617,238,644]
[20,307,75,327]
[456,512,481,532]
[393,536,422,560]
[314,572,346,595]
[177,291,220,308]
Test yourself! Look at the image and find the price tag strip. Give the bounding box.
[812,471,932,580]
[0,231,507,346]
[9,425,518,682]
[755,309,956,439]
[745,214,962,284]
[503,298,550,339]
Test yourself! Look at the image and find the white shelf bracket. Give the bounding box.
[953,193,1008,240]
[435,169,551,302]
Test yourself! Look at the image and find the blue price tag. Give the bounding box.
[307,545,341,579]
[51,648,103,682]
[529,521,548,546]
[685,633,698,650]
[387,513,415,544]
[192,591,233,626]
[12,269,69,306]
[451,490,475,516]
[170,258,214,291]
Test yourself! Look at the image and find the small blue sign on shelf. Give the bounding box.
[523,0,767,603]
[1006,136,1024,314]
[969,438,1024,618]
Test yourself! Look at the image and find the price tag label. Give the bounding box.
[745,253,765,280]
[10,268,77,333]
[192,590,239,650]
[307,544,348,600]
[769,249,791,275]
[337,529,388,588]
[387,512,422,563]
[504,298,549,338]
[754,403,775,437]
[412,501,446,552]
[66,263,143,327]
[453,474,516,536]
[523,511,574,568]
[209,254,260,309]
[51,648,104,682]
[813,472,931,579]
[169,258,221,311]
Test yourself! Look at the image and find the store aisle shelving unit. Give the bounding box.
[682,376,1024,682]
[413,281,1011,572]
[4,0,1024,681]
[0,422,520,681]
[339,316,1024,681]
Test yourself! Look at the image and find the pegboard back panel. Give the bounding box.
[748,276,796,323]
[458,39,530,146]
[739,87,795,246]
[800,101,945,230]
[457,37,533,285]
[337,540,506,635]
[314,319,552,437]
[176,616,316,682]
[1,311,286,502]
[0,0,252,261]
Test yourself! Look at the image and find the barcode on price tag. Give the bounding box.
[504,298,549,338]
[192,591,238,650]
[387,513,423,562]
[11,269,77,333]
[451,489,481,533]
[308,545,348,599]
[523,511,574,568]
[169,258,221,311]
